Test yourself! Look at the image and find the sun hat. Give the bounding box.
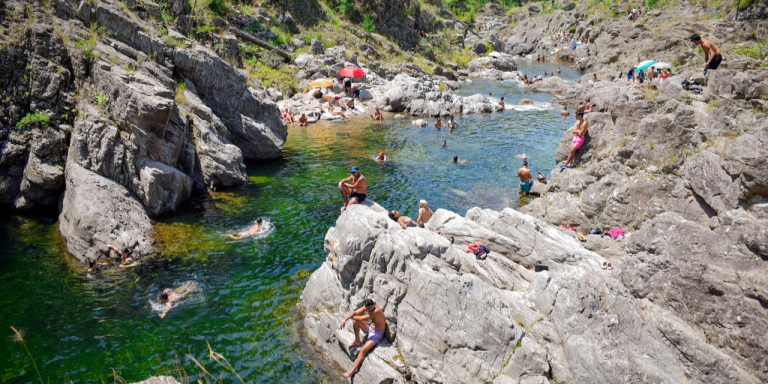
[350,166,360,173]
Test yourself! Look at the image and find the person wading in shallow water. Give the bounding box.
[338,166,368,210]
[518,159,533,195]
[339,299,387,378]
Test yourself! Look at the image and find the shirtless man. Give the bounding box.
[298,114,308,127]
[338,166,368,209]
[375,151,387,161]
[577,101,586,113]
[434,117,444,129]
[561,111,589,168]
[498,97,505,107]
[447,116,459,129]
[388,210,415,229]
[107,244,134,265]
[339,299,387,378]
[372,107,383,121]
[560,106,570,117]
[158,285,193,318]
[690,33,722,75]
[415,200,433,227]
[517,160,533,195]
[223,218,262,240]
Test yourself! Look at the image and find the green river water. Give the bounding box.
[0,65,580,383]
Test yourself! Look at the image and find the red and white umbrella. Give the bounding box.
[339,66,365,78]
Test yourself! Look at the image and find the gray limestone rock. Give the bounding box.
[684,151,742,214]
[59,162,153,263]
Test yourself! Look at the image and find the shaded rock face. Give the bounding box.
[300,204,762,383]
[1,0,286,262]
[59,162,153,263]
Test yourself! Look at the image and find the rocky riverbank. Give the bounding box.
[299,24,768,384]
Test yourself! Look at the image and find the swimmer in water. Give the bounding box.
[453,155,458,163]
[158,285,194,318]
[375,151,387,161]
[107,244,134,265]
[447,116,459,129]
[223,218,263,240]
[441,141,447,148]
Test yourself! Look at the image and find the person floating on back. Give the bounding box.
[339,299,387,378]
[561,111,589,169]
[690,33,721,75]
[338,166,368,210]
[518,160,532,195]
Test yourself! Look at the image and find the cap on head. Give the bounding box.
[379,152,384,156]
[690,33,701,42]
[350,166,360,173]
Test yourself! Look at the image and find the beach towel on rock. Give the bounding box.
[608,227,624,239]
[464,242,483,253]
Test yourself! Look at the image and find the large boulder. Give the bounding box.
[59,162,153,263]
[301,204,762,383]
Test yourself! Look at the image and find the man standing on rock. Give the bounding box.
[338,166,367,210]
[561,111,588,169]
[518,160,533,195]
[339,299,387,378]
[690,33,722,75]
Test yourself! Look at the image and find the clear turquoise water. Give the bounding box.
[0,69,580,384]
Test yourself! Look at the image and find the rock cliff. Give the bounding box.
[0,0,286,262]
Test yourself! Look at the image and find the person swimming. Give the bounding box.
[441,141,447,148]
[453,155,458,163]
[157,284,194,318]
[223,218,263,240]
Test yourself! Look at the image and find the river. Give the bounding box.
[0,63,580,383]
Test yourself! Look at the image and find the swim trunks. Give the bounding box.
[519,181,532,193]
[572,135,585,149]
[350,192,367,203]
[367,327,384,345]
[705,54,722,74]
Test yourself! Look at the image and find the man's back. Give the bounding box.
[518,167,532,182]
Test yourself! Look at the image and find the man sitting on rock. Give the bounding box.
[339,299,387,378]
[561,111,589,169]
[338,166,367,210]
[518,160,533,195]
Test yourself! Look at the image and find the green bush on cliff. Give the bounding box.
[734,42,766,60]
[16,112,50,129]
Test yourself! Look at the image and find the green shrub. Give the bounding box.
[175,82,187,105]
[96,91,107,107]
[164,36,186,48]
[568,25,576,34]
[734,42,766,60]
[362,14,374,34]
[16,112,50,129]
[338,0,353,16]
[485,42,494,55]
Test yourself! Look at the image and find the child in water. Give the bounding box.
[223,218,263,240]
[158,283,195,318]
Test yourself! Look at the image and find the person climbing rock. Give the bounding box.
[690,33,722,75]
[339,299,387,378]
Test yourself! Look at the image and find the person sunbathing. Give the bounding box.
[107,244,134,265]
[388,210,415,229]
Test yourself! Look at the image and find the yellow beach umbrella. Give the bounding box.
[309,79,334,87]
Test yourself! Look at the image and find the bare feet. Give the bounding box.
[347,341,361,348]
[343,371,354,378]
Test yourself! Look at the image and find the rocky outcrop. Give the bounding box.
[0,0,287,262]
[59,162,153,263]
[300,203,763,383]
[373,74,503,116]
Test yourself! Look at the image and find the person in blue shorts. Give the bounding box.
[518,159,533,195]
